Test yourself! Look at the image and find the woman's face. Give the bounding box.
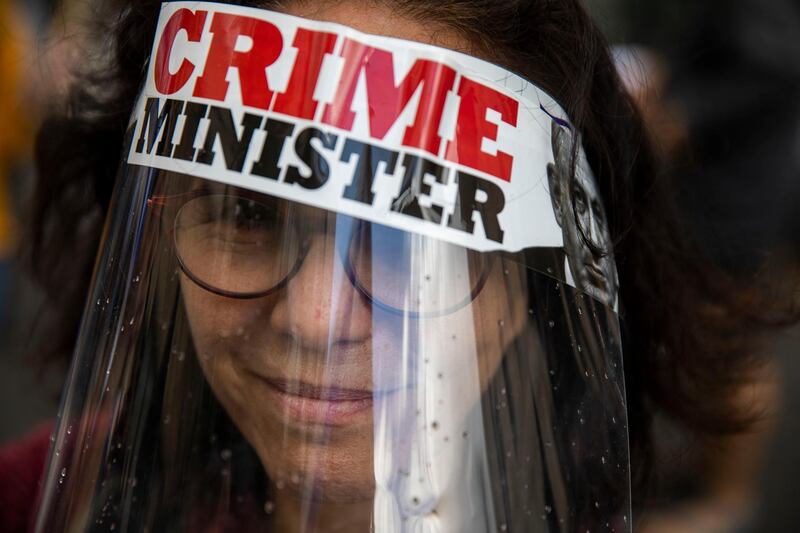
[177,0,527,507]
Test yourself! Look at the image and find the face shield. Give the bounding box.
[34,3,630,532]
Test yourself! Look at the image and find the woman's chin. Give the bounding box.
[245,419,377,504]
[262,446,377,504]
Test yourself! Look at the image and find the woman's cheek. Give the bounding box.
[179,275,265,345]
[179,278,263,422]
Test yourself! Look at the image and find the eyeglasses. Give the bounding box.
[148,188,492,317]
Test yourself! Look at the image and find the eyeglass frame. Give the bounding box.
[147,188,494,319]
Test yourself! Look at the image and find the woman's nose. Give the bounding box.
[268,230,372,347]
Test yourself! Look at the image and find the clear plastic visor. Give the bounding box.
[35,168,631,533]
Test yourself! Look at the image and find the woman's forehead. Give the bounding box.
[281,1,474,55]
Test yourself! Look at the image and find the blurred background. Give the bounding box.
[1,0,85,441]
[0,0,69,442]
[0,0,798,531]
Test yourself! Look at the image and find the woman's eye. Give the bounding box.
[209,197,282,232]
[178,195,285,245]
[229,199,278,229]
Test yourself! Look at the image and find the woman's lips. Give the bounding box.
[256,375,374,425]
[266,378,373,401]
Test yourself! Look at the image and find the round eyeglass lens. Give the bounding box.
[347,222,489,316]
[174,194,300,296]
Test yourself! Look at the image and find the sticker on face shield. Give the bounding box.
[127,1,618,306]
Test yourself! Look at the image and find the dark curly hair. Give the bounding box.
[23,0,787,511]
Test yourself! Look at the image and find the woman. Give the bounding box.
[21,1,776,532]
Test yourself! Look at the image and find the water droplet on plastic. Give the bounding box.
[177,351,185,362]
[129,318,134,326]
[264,501,275,514]
[545,505,552,514]
[220,449,232,461]
[133,275,140,283]
[500,524,507,531]
[163,415,171,425]
[548,320,555,328]
[498,319,505,327]
[601,456,607,464]
[577,345,582,353]
[577,307,583,316]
